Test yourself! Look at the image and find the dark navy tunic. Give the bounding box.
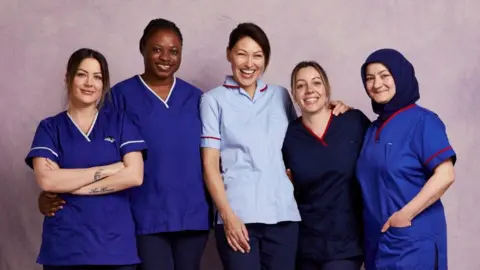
[282,109,370,262]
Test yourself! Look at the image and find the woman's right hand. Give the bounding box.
[38,191,65,216]
[222,211,250,253]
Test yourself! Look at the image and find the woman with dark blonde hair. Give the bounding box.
[282,61,370,270]
[25,48,147,270]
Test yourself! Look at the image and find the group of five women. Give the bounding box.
[29,18,456,270]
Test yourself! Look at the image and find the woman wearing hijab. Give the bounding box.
[356,48,456,270]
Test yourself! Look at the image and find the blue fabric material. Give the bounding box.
[26,108,146,266]
[109,75,212,235]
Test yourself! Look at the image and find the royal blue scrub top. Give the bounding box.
[282,109,370,262]
[356,104,456,270]
[25,107,147,266]
[109,75,211,234]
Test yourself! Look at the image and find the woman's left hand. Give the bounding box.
[381,210,412,232]
[329,100,353,116]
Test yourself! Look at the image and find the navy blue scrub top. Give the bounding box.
[282,109,371,261]
[25,107,147,266]
[109,75,211,234]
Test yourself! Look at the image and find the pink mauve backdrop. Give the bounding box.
[0,1,479,269]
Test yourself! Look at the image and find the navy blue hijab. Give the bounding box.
[360,48,420,125]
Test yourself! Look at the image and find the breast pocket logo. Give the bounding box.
[104,136,115,143]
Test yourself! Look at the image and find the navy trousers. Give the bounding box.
[296,257,363,270]
[215,221,299,270]
[136,230,209,270]
[43,266,136,270]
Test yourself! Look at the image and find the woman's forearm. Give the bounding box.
[34,159,118,193]
[400,159,455,220]
[204,167,234,218]
[72,152,144,195]
[72,166,142,195]
[202,149,234,219]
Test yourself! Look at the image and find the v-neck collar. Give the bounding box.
[301,111,333,146]
[137,75,176,109]
[66,110,99,142]
[374,104,416,142]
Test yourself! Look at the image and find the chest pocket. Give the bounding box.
[59,135,121,169]
[384,142,394,165]
[97,135,122,165]
[343,139,363,154]
[379,141,394,180]
[220,96,257,145]
[264,103,290,149]
[268,106,289,133]
[322,138,362,178]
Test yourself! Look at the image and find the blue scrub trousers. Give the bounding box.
[43,266,136,270]
[296,257,363,270]
[136,230,209,270]
[215,221,299,270]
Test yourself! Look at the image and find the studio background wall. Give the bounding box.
[1,1,478,269]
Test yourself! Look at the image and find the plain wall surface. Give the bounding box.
[1,1,479,269]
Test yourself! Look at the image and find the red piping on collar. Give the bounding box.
[301,111,333,146]
[222,84,268,92]
[375,104,416,142]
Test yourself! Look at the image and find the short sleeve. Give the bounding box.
[413,113,457,172]
[119,113,148,159]
[25,120,60,169]
[283,87,298,122]
[199,94,221,149]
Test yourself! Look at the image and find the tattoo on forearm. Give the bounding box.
[93,169,104,182]
[88,187,115,194]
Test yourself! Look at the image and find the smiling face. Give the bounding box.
[142,29,182,81]
[227,36,266,91]
[364,63,396,104]
[68,58,104,107]
[292,65,330,115]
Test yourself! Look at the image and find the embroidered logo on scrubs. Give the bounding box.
[104,136,115,143]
